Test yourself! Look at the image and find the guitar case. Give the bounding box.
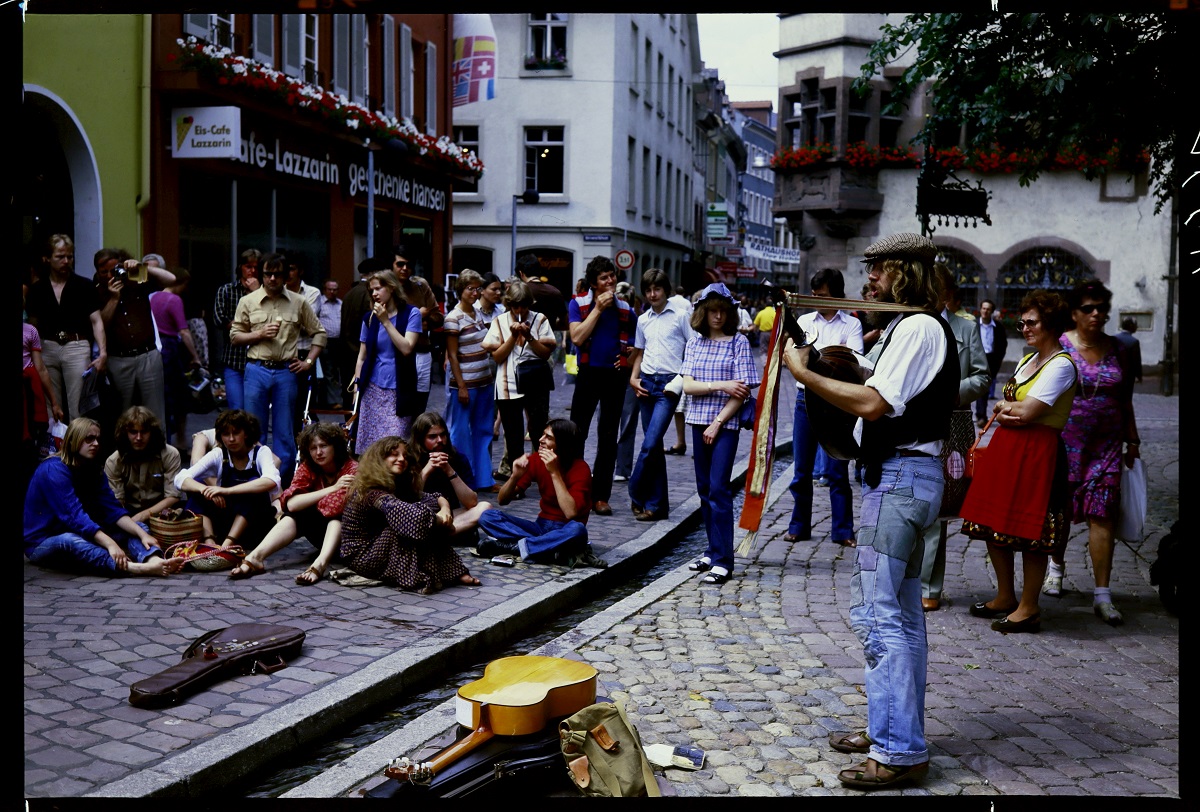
[363,715,580,799]
[129,623,305,709]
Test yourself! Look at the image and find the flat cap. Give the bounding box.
[861,232,938,264]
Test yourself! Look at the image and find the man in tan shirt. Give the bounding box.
[230,252,327,480]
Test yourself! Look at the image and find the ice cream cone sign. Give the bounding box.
[176,116,194,151]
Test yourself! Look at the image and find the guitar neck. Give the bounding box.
[384,723,496,782]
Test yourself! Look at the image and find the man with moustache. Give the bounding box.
[783,233,957,791]
[213,249,263,410]
[391,244,443,416]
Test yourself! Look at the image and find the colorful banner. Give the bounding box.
[452,14,497,108]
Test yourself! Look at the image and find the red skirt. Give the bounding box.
[960,423,1070,554]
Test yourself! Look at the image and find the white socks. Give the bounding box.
[1047,559,1064,578]
[1094,587,1112,605]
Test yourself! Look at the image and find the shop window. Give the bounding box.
[525,126,564,194]
[454,125,480,194]
[998,247,1094,315]
[526,14,568,70]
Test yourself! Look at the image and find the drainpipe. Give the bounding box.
[135,15,153,250]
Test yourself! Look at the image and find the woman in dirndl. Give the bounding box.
[351,270,423,448]
[959,291,1077,634]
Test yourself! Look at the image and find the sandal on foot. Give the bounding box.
[829,730,873,754]
[688,558,712,572]
[1094,601,1123,626]
[784,532,810,542]
[700,570,731,585]
[228,559,266,580]
[459,574,482,586]
[834,538,857,548]
[838,758,928,790]
[295,564,326,586]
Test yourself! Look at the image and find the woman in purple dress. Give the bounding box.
[1046,280,1141,625]
[350,270,423,447]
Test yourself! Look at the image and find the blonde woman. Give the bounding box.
[350,270,422,445]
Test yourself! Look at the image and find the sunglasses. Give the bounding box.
[1078,302,1111,315]
[83,434,102,443]
[1017,319,1041,329]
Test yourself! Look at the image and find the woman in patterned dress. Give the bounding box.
[1045,280,1141,626]
[443,269,495,490]
[338,436,480,594]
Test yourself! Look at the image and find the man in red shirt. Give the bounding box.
[477,418,605,567]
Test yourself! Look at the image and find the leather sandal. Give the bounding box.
[688,558,712,572]
[294,563,325,586]
[829,730,872,754]
[701,571,731,585]
[228,559,266,580]
[838,758,928,790]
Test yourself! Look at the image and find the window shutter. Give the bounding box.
[184,14,209,39]
[252,15,274,66]
[282,15,301,77]
[332,15,349,97]
[400,23,414,120]
[425,42,437,135]
[352,14,368,105]
[382,16,396,118]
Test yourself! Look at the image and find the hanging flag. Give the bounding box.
[452,14,497,107]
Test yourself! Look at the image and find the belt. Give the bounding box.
[248,358,294,370]
[47,331,87,344]
[895,449,934,457]
[109,344,157,358]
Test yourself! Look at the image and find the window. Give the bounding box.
[997,248,1094,315]
[630,23,639,93]
[643,41,653,102]
[454,126,480,194]
[675,166,683,229]
[627,138,637,212]
[667,65,675,124]
[527,14,568,69]
[524,126,564,194]
[352,15,369,106]
[282,14,319,84]
[332,16,350,96]
[400,24,414,119]
[184,13,236,49]
[252,15,274,67]
[642,147,651,216]
[655,155,663,221]
[656,53,665,116]
[381,16,396,117]
[664,160,673,226]
[425,42,438,135]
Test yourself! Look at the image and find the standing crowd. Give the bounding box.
[23,233,1147,792]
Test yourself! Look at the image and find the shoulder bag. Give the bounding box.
[515,314,555,395]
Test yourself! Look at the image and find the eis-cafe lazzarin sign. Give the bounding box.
[171,107,447,213]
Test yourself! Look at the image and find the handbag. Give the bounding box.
[559,701,661,797]
[514,323,555,395]
[148,508,204,547]
[1115,458,1147,541]
[165,540,246,572]
[738,395,757,430]
[939,409,986,518]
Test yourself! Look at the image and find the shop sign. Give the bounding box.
[172,106,240,158]
[346,163,447,212]
[745,244,802,264]
[583,234,611,242]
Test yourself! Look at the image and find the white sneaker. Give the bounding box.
[1042,573,1063,597]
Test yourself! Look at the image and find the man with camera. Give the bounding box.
[93,248,178,429]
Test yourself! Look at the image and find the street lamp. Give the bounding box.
[510,190,539,275]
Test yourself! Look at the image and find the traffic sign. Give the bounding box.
[614,249,635,271]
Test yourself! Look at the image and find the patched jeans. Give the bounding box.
[850,454,943,767]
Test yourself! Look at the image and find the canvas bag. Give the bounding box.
[559,701,661,797]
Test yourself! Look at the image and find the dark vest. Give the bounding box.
[358,306,420,417]
[859,312,959,466]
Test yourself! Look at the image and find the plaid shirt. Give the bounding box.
[214,280,250,372]
[681,333,758,430]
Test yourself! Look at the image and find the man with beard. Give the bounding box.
[391,245,443,416]
[782,233,957,791]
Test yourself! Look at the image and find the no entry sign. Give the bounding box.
[615,249,635,271]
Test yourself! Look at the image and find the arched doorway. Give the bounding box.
[21,86,102,278]
[452,245,494,278]
[516,247,573,299]
[998,247,1095,316]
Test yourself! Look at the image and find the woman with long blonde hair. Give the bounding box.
[350,270,422,446]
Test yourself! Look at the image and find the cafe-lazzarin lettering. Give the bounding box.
[234,131,339,184]
[231,130,445,213]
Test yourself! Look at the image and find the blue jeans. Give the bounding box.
[850,454,943,767]
[788,389,854,541]
[25,530,159,575]
[615,385,639,478]
[570,365,631,502]
[692,425,739,572]
[224,365,246,411]
[628,373,677,515]
[245,362,299,476]
[477,509,589,561]
[446,385,496,489]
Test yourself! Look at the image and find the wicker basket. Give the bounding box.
[148,509,204,547]
[164,540,246,572]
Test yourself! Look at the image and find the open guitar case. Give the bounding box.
[362,705,602,799]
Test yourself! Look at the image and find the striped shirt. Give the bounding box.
[681,333,758,430]
[444,305,493,388]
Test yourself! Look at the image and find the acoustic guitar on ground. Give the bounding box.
[385,654,598,784]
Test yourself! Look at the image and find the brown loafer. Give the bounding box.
[829,730,872,754]
[838,758,928,790]
[593,501,613,516]
[921,598,940,612]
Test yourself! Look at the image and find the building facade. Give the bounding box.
[730,102,789,289]
[451,13,706,296]
[772,13,1174,366]
[23,13,472,311]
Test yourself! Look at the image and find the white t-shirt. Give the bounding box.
[858,313,948,455]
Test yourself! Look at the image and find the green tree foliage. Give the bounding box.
[856,13,1181,213]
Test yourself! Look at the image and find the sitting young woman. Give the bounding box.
[228,422,357,584]
[410,411,491,543]
[339,436,480,594]
[24,417,184,577]
[104,406,184,525]
[477,418,606,567]
[174,409,280,550]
